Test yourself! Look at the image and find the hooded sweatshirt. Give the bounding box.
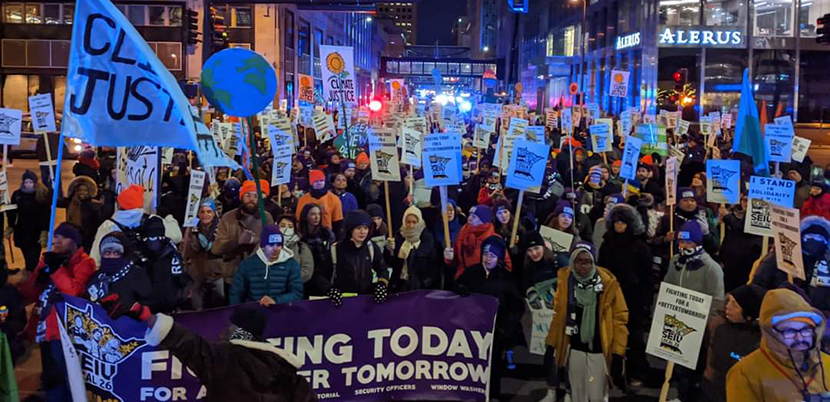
[229,247,303,305]
[727,289,830,401]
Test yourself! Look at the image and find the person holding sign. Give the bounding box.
[801,175,830,221]
[652,188,718,268]
[726,288,830,401]
[9,170,51,272]
[542,242,629,402]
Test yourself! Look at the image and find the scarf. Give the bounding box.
[398,206,425,261]
[676,245,705,271]
[310,187,327,199]
[283,228,300,248]
[459,223,494,261]
[573,266,601,348]
[229,327,256,341]
[198,218,219,242]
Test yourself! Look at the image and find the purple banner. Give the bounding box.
[56,290,499,402]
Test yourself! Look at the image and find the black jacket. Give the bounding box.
[751,251,830,311]
[313,239,389,294]
[456,263,523,339]
[652,207,718,260]
[86,260,154,308]
[720,213,762,292]
[387,230,440,291]
[72,163,101,185]
[702,313,761,402]
[148,315,317,402]
[142,241,192,314]
[9,190,49,248]
[0,282,27,365]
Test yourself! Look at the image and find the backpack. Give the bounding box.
[329,240,381,285]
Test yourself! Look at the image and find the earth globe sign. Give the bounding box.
[201,48,278,117]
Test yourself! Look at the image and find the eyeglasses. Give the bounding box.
[773,326,815,339]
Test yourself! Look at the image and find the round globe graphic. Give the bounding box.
[201,48,278,117]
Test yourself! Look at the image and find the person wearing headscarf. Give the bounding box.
[386,206,439,291]
[542,242,628,402]
[183,199,224,309]
[9,170,50,272]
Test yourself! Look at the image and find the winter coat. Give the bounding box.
[142,241,191,314]
[702,312,761,402]
[284,240,315,283]
[89,211,183,265]
[212,208,274,284]
[72,162,101,186]
[182,225,223,284]
[86,260,153,310]
[751,252,830,312]
[802,193,830,221]
[388,229,440,291]
[0,282,27,364]
[146,314,317,402]
[61,176,103,253]
[665,251,725,304]
[720,212,763,292]
[295,192,343,230]
[312,239,389,294]
[19,248,96,341]
[456,263,524,339]
[229,248,303,304]
[652,207,718,261]
[522,248,562,294]
[447,223,512,280]
[333,191,358,217]
[301,228,335,288]
[9,188,50,248]
[545,266,629,369]
[726,289,830,401]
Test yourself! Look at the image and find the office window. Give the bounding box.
[801,0,830,36]
[298,19,310,57]
[128,5,145,26]
[387,60,398,73]
[326,35,334,45]
[169,7,182,26]
[660,0,701,26]
[51,40,69,67]
[154,42,182,71]
[704,0,745,26]
[5,3,24,23]
[43,3,59,23]
[235,7,252,27]
[285,10,294,49]
[1,40,26,67]
[754,0,794,36]
[25,3,41,23]
[148,6,165,26]
[63,3,72,24]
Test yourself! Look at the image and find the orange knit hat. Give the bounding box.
[240,180,270,200]
[356,152,370,165]
[117,185,144,210]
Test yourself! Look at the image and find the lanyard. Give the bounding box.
[761,348,815,393]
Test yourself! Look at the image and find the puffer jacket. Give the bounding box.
[726,288,830,401]
[212,208,274,284]
[599,203,654,318]
[146,314,317,402]
[545,266,629,369]
[229,248,303,305]
[802,192,830,221]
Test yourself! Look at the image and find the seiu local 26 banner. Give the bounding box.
[57,291,498,402]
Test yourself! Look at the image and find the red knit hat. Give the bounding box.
[240,180,270,200]
[117,185,144,210]
[309,169,326,184]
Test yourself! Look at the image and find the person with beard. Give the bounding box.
[217,177,242,216]
[663,220,725,402]
[59,176,103,255]
[455,236,523,401]
[331,172,358,217]
[751,216,830,312]
[276,215,314,283]
[183,199,225,310]
[636,156,665,204]
[652,187,717,271]
[88,232,154,320]
[229,225,303,305]
[312,210,390,305]
[8,170,50,272]
[366,204,388,239]
[139,217,192,313]
[213,180,274,298]
[0,263,26,365]
[298,203,335,294]
[522,232,562,310]
[386,206,440,291]
[295,170,344,233]
[73,148,102,185]
[719,194,763,292]
[726,288,830,401]
[802,175,830,220]
[598,203,654,385]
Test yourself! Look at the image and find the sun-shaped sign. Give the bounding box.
[614,72,625,83]
[392,81,401,90]
[300,75,311,87]
[326,52,346,74]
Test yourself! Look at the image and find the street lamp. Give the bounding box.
[483,46,489,52]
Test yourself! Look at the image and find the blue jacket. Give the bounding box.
[336,191,359,216]
[229,248,303,305]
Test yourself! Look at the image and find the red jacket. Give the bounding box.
[477,187,495,206]
[19,248,96,341]
[801,193,830,221]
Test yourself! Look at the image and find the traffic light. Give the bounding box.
[674,68,688,93]
[208,6,229,53]
[818,13,830,44]
[185,9,201,46]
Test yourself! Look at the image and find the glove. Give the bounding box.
[385,238,396,253]
[42,252,66,271]
[443,248,454,262]
[36,267,52,285]
[374,281,388,304]
[328,287,343,308]
[610,354,627,391]
[697,214,710,235]
[38,231,48,247]
[100,294,151,321]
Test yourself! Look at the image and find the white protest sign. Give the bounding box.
[791,137,811,163]
[765,124,794,163]
[539,225,574,253]
[721,113,732,130]
[525,126,545,143]
[320,46,357,105]
[422,132,462,187]
[677,119,690,136]
[774,115,794,131]
[749,176,796,208]
[527,302,554,355]
[646,282,712,370]
[619,135,643,181]
[609,70,630,98]
[473,125,492,149]
[313,111,336,142]
[369,128,401,181]
[271,154,292,186]
[590,124,612,153]
[706,159,741,204]
[770,204,805,280]
[182,170,206,228]
[621,111,633,136]
[561,108,573,134]
[0,171,15,212]
[666,156,678,206]
[28,94,57,133]
[0,108,23,146]
[400,127,422,167]
[267,126,294,158]
[117,146,159,213]
[745,198,773,237]
[506,139,550,191]
[545,109,558,130]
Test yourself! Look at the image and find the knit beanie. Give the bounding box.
[481,235,506,261]
[366,204,385,219]
[260,224,284,248]
[22,170,37,184]
[240,180,270,200]
[99,233,126,256]
[309,170,326,184]
[553,201,575,218]
[143,216,166,238]
[522,231,546,249]
[200,198,218,213]
[230,307,266,339]
[570,241,596,263]
[731,284,768,322]
[472,205,493,224]
[492,199,512,215]
[606,193,625,206]
[356,152,370,166]
[343,209,373,237]
[678,220,703,245]
[117,185,145,210]
[54,223,82,247]
[678,187,696,200]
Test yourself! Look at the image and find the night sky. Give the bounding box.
[416,0,466,45]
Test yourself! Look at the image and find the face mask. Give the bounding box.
[100,257,128,273]
[680,246,702,256]
[802,238,828,257]
[282,228,295,238]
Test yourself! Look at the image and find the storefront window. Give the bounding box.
[704,49,748,113]
[800,0,830,36]
[754,0,794,37]
[660,0,701,26]
[704,0,746,26]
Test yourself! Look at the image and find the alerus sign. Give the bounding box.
[658,26,744,48]
[616,33,641,50]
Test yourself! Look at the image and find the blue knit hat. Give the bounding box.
[200,198,217,213]
[678,187,696,200]
[553,201,575,218]
[481,235,506,261]
[472,205,493,224]
[260,224,284,248]
[678,220,703,244]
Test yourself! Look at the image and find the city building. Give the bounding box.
[375,2,417,45]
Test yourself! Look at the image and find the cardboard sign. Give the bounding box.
[494,126,523,172]
[320,45,357,105]
[271,154,292,186]
[539,225,574,253]
[368,128,401,181]
[619,135,644,181]
[506,139,550,190]
[422,132,462,187]
[28,94,57,133]
[774,115,794,131]
[400,127,422,167]
[765,124,794,163]
[721,113,732,129]
[749,176,796,208]
[609,70,630,97]
[267,126,294,158]
[313,111,336,142]
[0,171,15,212]
[745,198,773,237]
[297,73,315,103]
[790,136,811,163]
[525,126,545,143]
[666,156,678,206]
[677,119,690,136]
[473,125,492,149]
[0,108,23,146]
[646,282,712,370]
[182,170,207,228]
[586,103,600,121]
[620,112,633,136]
[770,204,804,280]
[706,159,741,204]
[590,124,612,153]
[117,146,159,213]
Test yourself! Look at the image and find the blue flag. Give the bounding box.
[732,69,769,176]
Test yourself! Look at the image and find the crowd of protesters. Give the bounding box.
[1,105,829,402]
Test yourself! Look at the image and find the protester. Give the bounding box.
[139,216,191,313]
[590,193,625,252]
[182,199,225,310]
[542,241,629,402]
[229,225,303,305]
[217,177,242,216]
[802,175,830,220]
[521,232,561,308]
[478,169,505,206]
[73,148,102,185]
[61,175,103,254]
[277,215,315,283]
[9,170,50,272]
[387,205,440,291]
[330,172,358,217]
[433,198,463,250]
[726,288,830,401]
[718,195,763,292]
[445,205,499,281]
[545,201,581,242]
[366,203,388,239]
[652,187,718,266]
[87,232,153,318]
[295,169,344,232]
[0,264,26,365]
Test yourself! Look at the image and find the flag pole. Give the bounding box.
[246,117,268,227]
[46,134,65,250]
